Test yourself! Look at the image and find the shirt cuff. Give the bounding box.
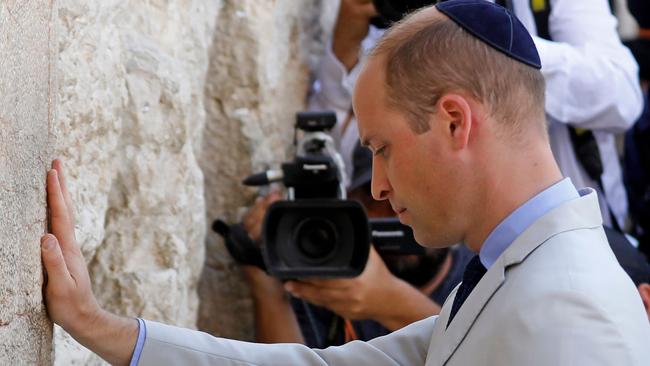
[129,318,147,366]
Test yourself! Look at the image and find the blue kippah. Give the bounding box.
[435,0,542,69]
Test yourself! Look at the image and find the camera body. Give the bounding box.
[369,217,424,255]
[258,111,371,279]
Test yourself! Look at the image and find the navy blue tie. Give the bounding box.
[447,255,487,327]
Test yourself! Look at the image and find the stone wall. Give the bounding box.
[52,0,220,364]
[1,0,338,364]
[0,0,57,364]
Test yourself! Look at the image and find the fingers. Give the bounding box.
[47,169,76,251]
[52,159,75,224]
[244,193,284,242]
[41,234,73,284]
[298,278,351,289]
[267,190,283,202]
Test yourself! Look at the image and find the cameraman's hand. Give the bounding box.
[240,192,304,343]
[285,247,440,331]
[41,160,138,366]
[242,191,283,243]
[333,0,378,71]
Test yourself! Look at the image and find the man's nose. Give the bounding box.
[371,160,391,201]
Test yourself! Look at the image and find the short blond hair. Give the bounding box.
[371,7,546,137]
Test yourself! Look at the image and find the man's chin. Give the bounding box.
[412,227,455,249]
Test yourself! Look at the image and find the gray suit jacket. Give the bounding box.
[138,189,650,365]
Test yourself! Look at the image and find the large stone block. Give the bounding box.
[0,0,57,364]
[52,0,220,364]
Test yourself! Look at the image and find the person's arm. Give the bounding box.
[285,248,441,332]
[534,0,643,132]
[242,266,305,344]
[331,0,378,72]
[42,159,435,365]
[138,315,436,366]
[240,193,304,343]
[308,0,381,113]
[41,160,137,365]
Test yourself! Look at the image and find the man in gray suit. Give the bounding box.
[40,1,649,365]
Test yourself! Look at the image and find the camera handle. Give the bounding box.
[296,131,348,200]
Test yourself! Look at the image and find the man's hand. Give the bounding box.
[41,159,138,366]
[284,247,441,331]
[332,0,378,71]
[41,159,100,335]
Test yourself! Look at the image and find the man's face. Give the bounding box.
[353,57,466,248]
[348,184,451,287]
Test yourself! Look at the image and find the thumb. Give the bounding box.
[41,234,72,283]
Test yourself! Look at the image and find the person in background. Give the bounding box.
[623,0,650,258]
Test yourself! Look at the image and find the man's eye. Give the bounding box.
[374,146,386,157]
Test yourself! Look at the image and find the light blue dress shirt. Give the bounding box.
[479,178,580,269]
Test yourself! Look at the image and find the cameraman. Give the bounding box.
[239,144,472,346]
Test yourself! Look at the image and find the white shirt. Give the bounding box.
[308,0,643,228]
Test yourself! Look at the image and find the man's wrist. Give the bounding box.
[68,308,139,366]
[65,301,105,341]
[249,281,288,303]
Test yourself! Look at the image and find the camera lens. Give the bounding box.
[294,218,338,262]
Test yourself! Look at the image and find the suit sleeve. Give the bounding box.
[136,316,435,366]
[536,0,643,132]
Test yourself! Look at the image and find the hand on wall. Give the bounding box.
[41,160,99,334]
[41,159,138,366]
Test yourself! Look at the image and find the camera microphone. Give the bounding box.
[242,169,283,186]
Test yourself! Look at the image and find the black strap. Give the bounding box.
[530,0,552,40]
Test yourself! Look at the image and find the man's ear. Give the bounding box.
[434,94,473,150]
[639,283,650,320]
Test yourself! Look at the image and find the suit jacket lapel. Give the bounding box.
[425,263,505,366]
[425,189,602,366]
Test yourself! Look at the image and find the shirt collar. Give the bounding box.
[478,178,580,269]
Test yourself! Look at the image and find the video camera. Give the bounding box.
[212,111,423,279]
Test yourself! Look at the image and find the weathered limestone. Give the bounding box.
[51,1,220,364]
[2,0,338,364]
[0,0,57,364]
